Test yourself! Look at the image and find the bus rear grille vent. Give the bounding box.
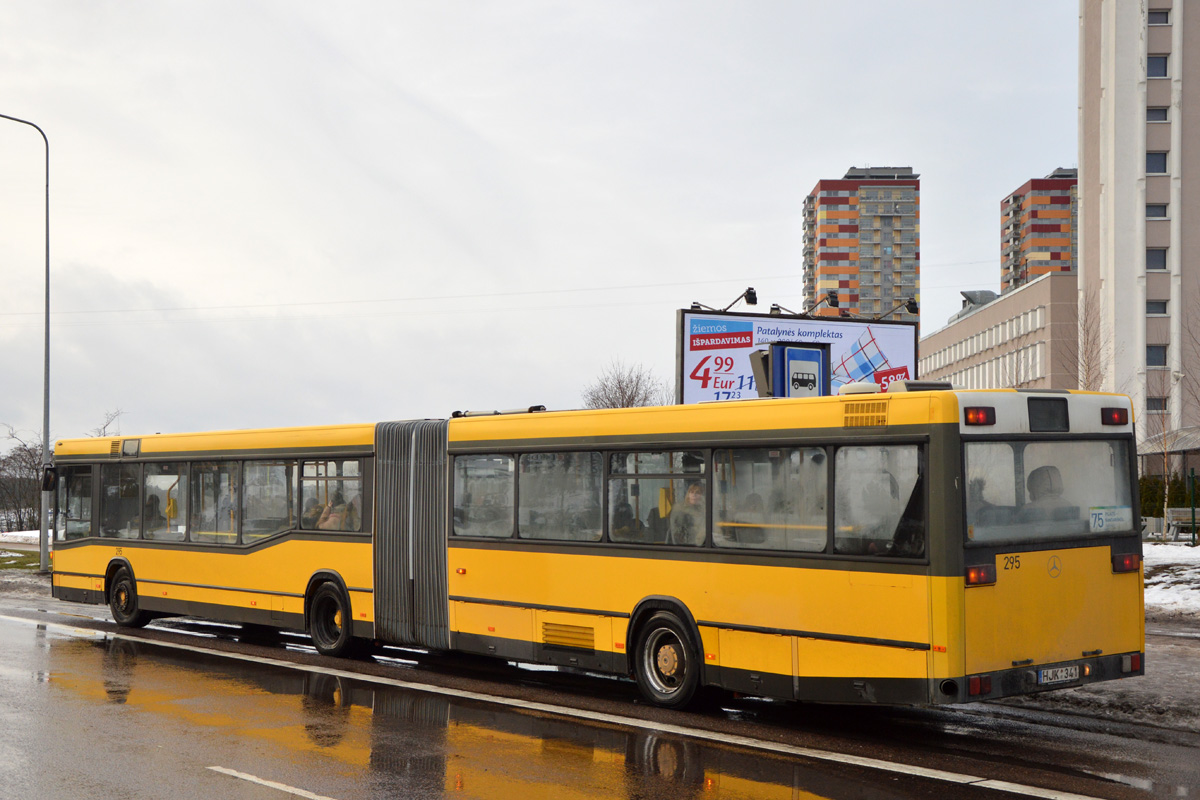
[542,622,594,651]
[844,400,888,428]
[109,441,121,458]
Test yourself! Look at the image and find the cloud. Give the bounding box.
[0,1,1078,441]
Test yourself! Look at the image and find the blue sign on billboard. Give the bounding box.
[771,344,829,398]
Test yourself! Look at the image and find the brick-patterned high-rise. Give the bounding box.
[802,167,920,324]
[1001,167,1077,292]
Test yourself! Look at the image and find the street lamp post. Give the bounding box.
[1,112,51,573]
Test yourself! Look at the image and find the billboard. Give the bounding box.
[676,310,919,404]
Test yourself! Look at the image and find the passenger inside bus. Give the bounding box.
[1027,465,1064,505]
[317,492,346,530]
[669,482,706,546]
[1020,464,1077,522]
[302,498,323,528]
[143,494,166,536]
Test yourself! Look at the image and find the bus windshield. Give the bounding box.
[964,439,1134,545]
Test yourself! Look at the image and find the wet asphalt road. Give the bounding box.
[0,595,1198,799]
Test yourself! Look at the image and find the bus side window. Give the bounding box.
[518,452,602,542]
[453,455,515,538]
[55,465,93,541]
[100,463,141,539]
[834,445,924,558]
[242,461,298,543]
[190,462,239,544]
[301,459,363,532]
[713,447,827,552]
[144,463,187,542]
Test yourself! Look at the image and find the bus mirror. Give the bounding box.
[41,466,58,492]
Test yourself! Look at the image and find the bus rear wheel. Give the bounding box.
[109,567,151,628]
[634,612,699,708]
[309,582,354,657]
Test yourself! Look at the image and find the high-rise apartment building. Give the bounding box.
[1079,0,1199,444]
[1001,168,1078,293]
[802,167,920,324]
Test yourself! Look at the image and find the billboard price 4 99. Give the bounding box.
[676,310,918,404]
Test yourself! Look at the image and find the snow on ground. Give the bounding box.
[1142,543,1200,622]
[0,530,38,545]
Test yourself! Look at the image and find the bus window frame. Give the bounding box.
[142,460,189,542]
[452,453,518,540]
[960,432,1141,549]
[604,448,711,548]
[188,460,241,546]
[100,461,143,541]
[829,441,928,561]
[55,463,97,541]
[241,458,300,544]
[449,441,931,564]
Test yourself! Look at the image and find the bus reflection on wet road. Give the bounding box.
[27,625,935,800]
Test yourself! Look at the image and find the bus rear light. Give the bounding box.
[965,563,996,586]
[1121,653,1142,673]
[1112,553,1141,573]
[1101,407,1129,425]
[964,407,996,426]
[968,675,992,696]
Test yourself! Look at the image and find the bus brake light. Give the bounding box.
[1101,407,1129,425]
[968,675,992,696]
[964,407,996,426]
[965,564,996,586]
[1121,653,1142,673]
[1112,553,1141,573]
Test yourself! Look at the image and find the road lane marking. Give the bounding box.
[1,614,1106,800]
[208,766,339,800]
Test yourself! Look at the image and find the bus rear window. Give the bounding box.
[965,440,1134,544]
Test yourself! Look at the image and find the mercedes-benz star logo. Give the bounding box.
[1047,555,1063,578]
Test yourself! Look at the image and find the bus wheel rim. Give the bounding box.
[645,629,684,694]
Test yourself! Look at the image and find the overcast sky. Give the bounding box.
[0,2,1079,444]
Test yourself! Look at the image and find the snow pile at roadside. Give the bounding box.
[1143,543,1200,621]
[0,530,38,545]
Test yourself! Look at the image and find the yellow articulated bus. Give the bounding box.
[50,383,1145,708]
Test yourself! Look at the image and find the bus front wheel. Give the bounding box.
[109,567,151,628]
[309,582,354,657]
[634,612,699,708]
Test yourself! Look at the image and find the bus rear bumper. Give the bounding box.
[941,651,1145,704]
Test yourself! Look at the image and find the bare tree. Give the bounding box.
[1140,370,1184,523]
[1053,284,1114,391]
[88,408,125,438]
[0,426,44,532]
[582,360,673,409]
[1076,285,1113,391]
[998,346,1036,388]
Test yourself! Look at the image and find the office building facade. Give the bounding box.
[920,274,1079,391]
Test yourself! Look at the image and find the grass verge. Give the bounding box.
[0,551,43,570]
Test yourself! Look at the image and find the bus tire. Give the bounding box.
[308,582,354,657]
[109,567,151,628]
[634,611,700,708]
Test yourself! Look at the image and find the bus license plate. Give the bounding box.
[1038,666,1079,685]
